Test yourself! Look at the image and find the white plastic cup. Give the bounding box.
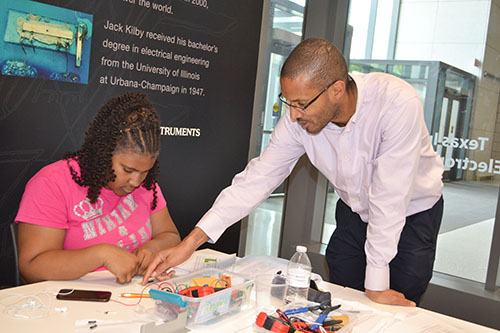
[255,274,287,310]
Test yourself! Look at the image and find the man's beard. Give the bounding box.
[301,104,341,134]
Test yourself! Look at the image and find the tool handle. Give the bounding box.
[310,314,327,330]
[283,307,309,315]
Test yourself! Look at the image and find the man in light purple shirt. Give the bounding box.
[143,38,444,306]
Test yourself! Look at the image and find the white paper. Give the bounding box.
[174,249,237,273]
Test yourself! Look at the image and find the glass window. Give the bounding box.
[244,0,306,257]
[321,0,500,284]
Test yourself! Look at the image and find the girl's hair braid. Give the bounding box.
[63,91,161,209]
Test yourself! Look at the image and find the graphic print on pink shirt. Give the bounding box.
[64,191,153,252]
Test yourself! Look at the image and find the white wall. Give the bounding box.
[395,0,491,76]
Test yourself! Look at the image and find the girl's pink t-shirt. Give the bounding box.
[15,159,166,252]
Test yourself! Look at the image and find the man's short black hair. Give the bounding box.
[281,38,348,89]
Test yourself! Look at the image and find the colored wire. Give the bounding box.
[175,283,191,293]
[110,282,158,306]
[276,309,335,333]
[211,278,230,288]
[158,281,176,293]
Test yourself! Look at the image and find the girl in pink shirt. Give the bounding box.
[16,92,180,284]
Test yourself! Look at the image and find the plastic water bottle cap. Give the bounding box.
[296,245,307,253]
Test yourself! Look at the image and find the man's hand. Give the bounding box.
[141,227,210,285]
[141,242,192,284]
[365,289,416,307]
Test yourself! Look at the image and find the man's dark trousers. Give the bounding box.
[325,196,444,304]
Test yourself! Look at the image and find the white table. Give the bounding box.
[0,255,497,333]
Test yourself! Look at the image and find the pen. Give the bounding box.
[120,293,151,298]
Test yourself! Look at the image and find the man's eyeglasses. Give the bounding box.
[279,80,337,113]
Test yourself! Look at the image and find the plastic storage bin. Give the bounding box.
[149,268,253,325]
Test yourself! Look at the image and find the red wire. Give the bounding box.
[275,309,320,332]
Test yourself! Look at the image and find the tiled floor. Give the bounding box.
[434,218,494,282]
[245,181,499,283]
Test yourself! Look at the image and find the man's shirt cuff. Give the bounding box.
[365,264,390,291]
[195,210,227,244]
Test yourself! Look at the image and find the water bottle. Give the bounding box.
[285,245,312,304]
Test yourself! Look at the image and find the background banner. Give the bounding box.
[0,0,263,286]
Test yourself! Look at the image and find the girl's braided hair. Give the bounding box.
[63,91,161,209]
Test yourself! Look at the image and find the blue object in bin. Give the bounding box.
[149,289,187,308]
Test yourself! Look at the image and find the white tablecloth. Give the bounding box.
[0,251,496,332]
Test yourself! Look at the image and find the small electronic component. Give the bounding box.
[178,286,225,298]
[256,312,295,333]
[17,15,74,51]
[5,10,90,70]
[256,303,346,332]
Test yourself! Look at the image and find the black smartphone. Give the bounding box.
[56,289,112,302]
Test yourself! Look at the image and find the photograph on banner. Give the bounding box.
[0,0,93,84]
